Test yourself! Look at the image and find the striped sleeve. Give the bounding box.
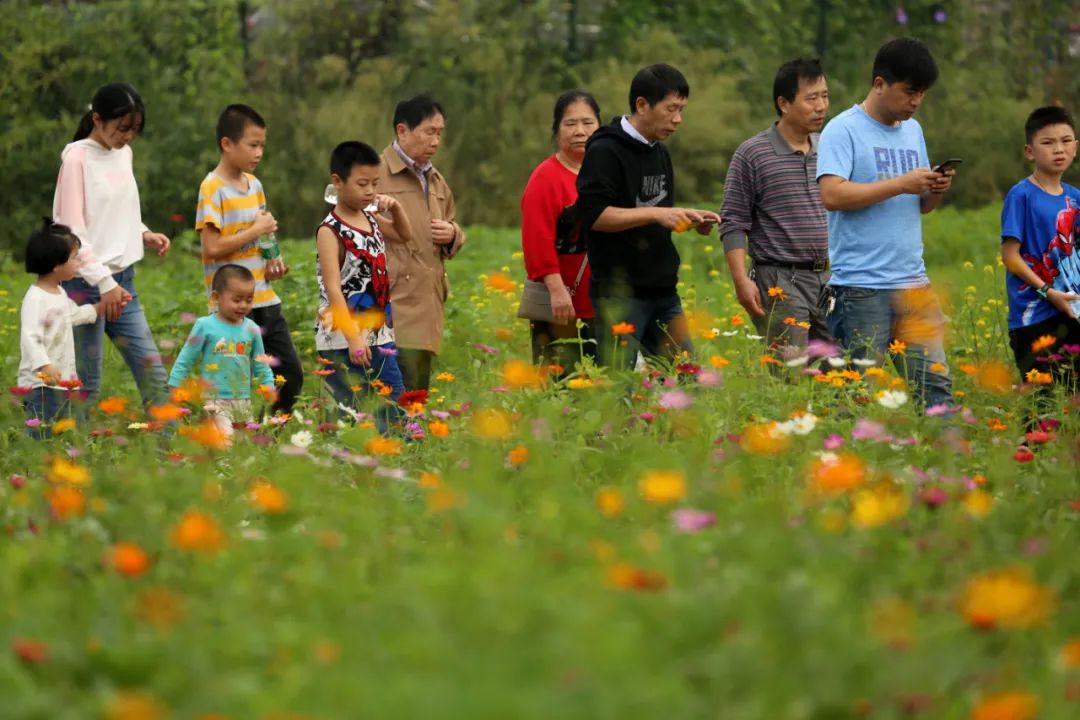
[720,145,755,253]
[195,176,224,231]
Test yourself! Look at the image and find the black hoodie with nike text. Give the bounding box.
[575,117,678,297]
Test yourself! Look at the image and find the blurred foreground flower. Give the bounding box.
[98,396,128,415]
[975,361,1012,395]
[640,470,686,505]
[672,508,716,533]
[596,487,624,518]
[740,422,791,455]
[970,692,1039,720]
[960,566,1054,630]
[105,542,151,577]
[850,483,908,528]
[249,480,289,513]
[105,691,167,720]
[808,453,867,495]
[605,562,667,591]
[501,360,546,389]
[46,486,85,519]
[471,408,515,440]
[170,511,226,553]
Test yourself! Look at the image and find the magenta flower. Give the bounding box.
[658,390,693,410]
[672,508,717,533]
[823,433,845,450]
[25,419,41,428]
[697,370,722,388]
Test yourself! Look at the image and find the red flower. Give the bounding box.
[398,389,429,407]
[1013,447,1035,462]
[12,638,48,664]
[675,362,701,376]
[169,213,186,223]
[1024,430,1053,445]
[57,379,82,390]
[8,386,33,396]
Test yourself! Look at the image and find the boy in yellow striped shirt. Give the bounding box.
[194,104,302,415]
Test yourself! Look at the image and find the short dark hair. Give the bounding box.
[26,219,80,275]
[1025,105,1076,144]
[211,264,255,293]
[628,64,689,114]
[551,90,601,137]
[871,38,939,92]
[330,141,381,180]
[393,94,445,130]
[773,58,826,117]
[74,82,146,142]
[216,104,266,151]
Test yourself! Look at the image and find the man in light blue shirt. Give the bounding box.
[816,37,957,409]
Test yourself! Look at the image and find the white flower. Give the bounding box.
[290,430,314,448]
[852,358,877,367]
[745,333,764,340]
[788,413,818,435]
[126,422,148,430]
[721,330,739,337]
[814,451,840,465]
[826,357,847,368]
[785,355,810,367]
[876,390,909,409]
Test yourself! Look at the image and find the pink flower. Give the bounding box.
[379,346,399,356]
[9,474,26,490]
[489,386,511,393]
[924,403,953,416]
[960,407,977,424]
[472,343,499,354]
[672,508,717,533]
[918,487,949,508]
[658,390,693,410]
[807,339,841,359]
[697,370,722,388]
[1061,343,1080,354]
[639,411,655,423]
[851,418,889,441]
[25,419,41,428]
[431,410,451,419]
[823,433,845,450]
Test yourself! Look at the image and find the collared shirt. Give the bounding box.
[719,123,828,264]
[393,141,433,196]
[620,116,653,146]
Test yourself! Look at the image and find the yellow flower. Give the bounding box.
[436,372,456,382]
[709,355,730,369]
[567,377,595,390]
[960,566,1054,629]
[418,471,442,489]
[887,339,907,354]
[471,408,515,440]
[767,286,785,300]
[976,361,1012,394]
[274,374,287,387]
[47,458,90,486]
[928,362,946,373]
[850,483,908,528]
[740,422,791,456]
[961,490,993,518]
[639,470,686,505]
[1024,368,1053,385]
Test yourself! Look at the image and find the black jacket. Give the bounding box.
[575,118,678,296]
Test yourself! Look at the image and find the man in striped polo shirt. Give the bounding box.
[195,104,302,416]
[720,58,831,352]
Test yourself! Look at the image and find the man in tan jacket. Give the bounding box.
[377,94,465,391]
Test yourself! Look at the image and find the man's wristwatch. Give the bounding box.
[1036,283,1050,300]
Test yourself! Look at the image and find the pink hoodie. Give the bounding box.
[52,139,148,294]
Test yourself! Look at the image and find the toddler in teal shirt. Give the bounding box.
[169,264,275,439]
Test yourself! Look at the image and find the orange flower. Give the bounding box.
[507,445,529,466]
[783,316,797,326]
[426,486,463,513]
[170,378,209,405]
[149,403,185,422]
[596,487,624,517]
[709,355,730,369]
[249,480,289,513]
[639,470,686,505]
[494,327,513,342]
[730,314,745,327]
[958,363,977,375]
[428,420,450,438]
[485,272,517,292]
[986,418,1008,432]
[970,692,1039,720]
[611,322,636,336]
[808,453,867,495]
[169,511,226,553]
[46,486,85,519]
[759,355,781,366]
[740,422,791,456]
[418,471,442,489]
[1060,638,1080,669]
[1030,334,1057,353]
[365,436,402,455]
[888,339,907,354]
[104,691,168,720]
[106,541,151,577]
[975,361,1012,395]
[135,587,184,629]
[767,286,785,300]
[179,420,230,450]
[605,562,667,591]
[960,566,1054,630]
[501,359,546,389]
[12,637,49,664]
[98,396,128,415]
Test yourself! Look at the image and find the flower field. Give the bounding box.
[0,207,1078,719]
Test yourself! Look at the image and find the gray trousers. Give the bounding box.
[749,264,834,349]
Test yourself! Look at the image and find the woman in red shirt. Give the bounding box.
[520,90,601,370]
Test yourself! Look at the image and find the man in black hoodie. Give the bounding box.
[576,64,720,369]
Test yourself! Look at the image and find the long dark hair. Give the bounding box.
[73,82,146,142]
[551,90,600,138]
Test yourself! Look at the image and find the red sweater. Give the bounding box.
[520,155,593,318]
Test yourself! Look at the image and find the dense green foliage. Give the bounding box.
[2,0,1080,253]
[0,211,1078,717]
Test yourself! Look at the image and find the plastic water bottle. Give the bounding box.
[256,206,281,260]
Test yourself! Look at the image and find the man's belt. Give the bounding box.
[753,259,830,273]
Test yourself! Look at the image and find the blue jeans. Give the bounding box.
[828,285,953,408]
[24,387,69,439]
[590,289,693,370]
[63,266,168,412]
[317,344,406,433]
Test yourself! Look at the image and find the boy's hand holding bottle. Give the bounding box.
[255,209,289,281]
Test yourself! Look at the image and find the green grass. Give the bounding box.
[0,208,1077,719]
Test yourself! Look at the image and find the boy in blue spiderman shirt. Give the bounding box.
[1001,105,1080,390]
